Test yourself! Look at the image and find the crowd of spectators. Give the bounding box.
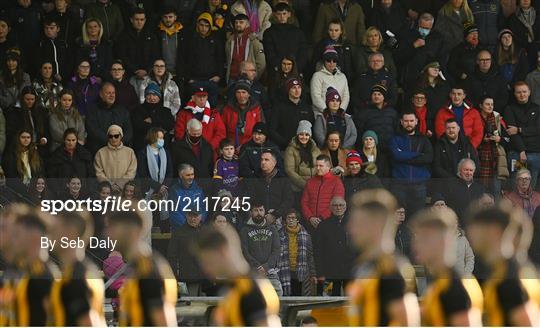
[1,0,540,297]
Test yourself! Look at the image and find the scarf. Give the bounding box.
[415,106,428,135]
[278,225,312,296]
[517,7,536,42]
[185,101,211,125]
[287,225,301,271]
[334,0,350,22]
[478,113,497,185]
[298,141,314,167]
[518,187,535,217]
[244,0,260,34]
[158,21,183,37]
[146,145,167,185]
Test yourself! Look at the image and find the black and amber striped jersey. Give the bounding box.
[422,269,483,326]
[118,254,178,326]
[0,265,19,326]
[483,259,540,326]
[213,274,280,326]
[49,260,105,326]
[348,254,417,326]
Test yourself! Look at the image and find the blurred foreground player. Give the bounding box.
[411,208,483,326]
[48,211,106,326]
[466,204,540,326]
[193,225,281,327]
[105,211,178,326]
[347,189,420,326]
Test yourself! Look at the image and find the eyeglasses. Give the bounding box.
[108,134,121,139]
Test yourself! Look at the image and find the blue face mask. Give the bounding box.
[418,27,430,38]
[156,138,165,149]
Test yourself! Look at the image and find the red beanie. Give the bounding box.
[346,151,363,165]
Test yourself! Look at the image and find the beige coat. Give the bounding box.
[94,143,137,189]
[284,137,321,192]
[312,2,366,45]
[225,32,266,82]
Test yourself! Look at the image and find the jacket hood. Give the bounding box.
[319,65,341,76]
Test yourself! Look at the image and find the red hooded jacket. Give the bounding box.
[301,172,345,221]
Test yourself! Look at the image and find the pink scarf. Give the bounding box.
[244,0,260,34]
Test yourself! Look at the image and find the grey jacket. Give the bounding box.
[49,109,86,151]
[313,111,357,149]
[526,69,540,106]
[240,218,281,271]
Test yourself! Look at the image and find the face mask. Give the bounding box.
[156,138,165,149]
[418,27,430,38]
[189,135,201,144]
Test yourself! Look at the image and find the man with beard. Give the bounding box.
[389,111,433,217]
[157,6,186,79]
[105,210,177,326]
[448,24,482,82]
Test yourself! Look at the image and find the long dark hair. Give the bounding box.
[27,175,52,202]
[296,135,315,167]
[15,129,42,177]
[1,49,25,89]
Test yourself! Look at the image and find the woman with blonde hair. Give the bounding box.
[434,0,474,52]
[354,26,397,76]
[75,18,113,79]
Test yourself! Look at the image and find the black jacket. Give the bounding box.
[47,144,95,193]
[269,97,314,150]
[48,8,82,47]
[368,2,409,40]
[433,135,479,178]
[465,67,509,112]
[317,215,354,279]
[238,139,284,178]
[353,68,398,107]
[353,104,399,148]
[263,23,308,74]
[170,137,214,178]
[444,177,485,223]
[344,172,383,202]
[168,224,202,281]
[5,105,49,159]
[36,37,71,80]
[85,101,133,154]
[447,42,482,82]
[111,78,139,112]
[131,102,175,151]
[76,39,113,79]
[506,12,540,50]
[115,27,160,75]
[243,168,293,218]
[185,31,225,80]
[136,147,174,195]
[503,101,540,153]
[415,79,452,118]
[312,39,355,81]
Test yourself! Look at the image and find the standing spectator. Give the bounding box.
[233,60,271,115]
[0,49,30,109]
[469,0,503,51]
[314,87,357,149]
[270,77,314,150]
[312,19,355,81]
[444,158,485,221]
[222,79,264,149]
[36,17,70,81]
[354,84,399,148]
[504,169,540,217]
[312,0,366,45]
[505,0,540,51]
[226,13,265,83]
[368,0,409,46]
[358,130,390,179]
[353,52,398,108]
[301,154,345,225]
[409,90,435,138]
[231,0,273,40]
[185,13,225,108]
[354,26,397,78]
[168,163,207,228]
[238,121,283,178]
[171,118,214,179]
[193,0,231,30]
[32,61,63,113]
[495,29,529,86]
[137,59,181,117]
[48,89,85,151]
[415,61,451,117]
[389,112,434,216]
[66,59,100,117]
[320,131,349,176]
[75,18,113,79]
[0,16,17,68]
[116,9,159,83]
[465,50,509,112]
[434,84,484,148]
[278,209,316,296]
[433,0,475,53]
[131,83,175,151]
[48,0,82,48]
[477,96,508,195]
[94,124,137,193]
[394,205,413,259]
[7,0,42,70]
[109,60,139,113]
[310,47,350,114]
[525,50,540,105]
[343,150,382,200]
[448,23,481,82]
[240,203,283,295]
[317,196,353,296]
[157,6,186,80]
[285,120,321,195]
[504,81,540,189]
[263,3,307,75]
[213,138,241,195]
[85,0,124,43]
[268,55,301,102]
[433,119,479,179]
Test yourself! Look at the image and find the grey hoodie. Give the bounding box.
[240,218,281,271]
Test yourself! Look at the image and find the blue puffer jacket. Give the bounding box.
[389,131,433,183]
[168,180,206,229]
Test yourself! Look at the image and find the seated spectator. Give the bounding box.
[414,61,451,117]
[285,120,321,194]
[36,16,70,81]
[238,121,283,178]
[353,52,398,108]
[354,84,398,148]
[171,118,214,179]
[433,0,474,53]
[222,79,264,149]
[85,0,124,43]
[48,89,85,151]
[0,16,18,68]
[168,163,207,229]
[435,84,484,148]
[268,55,302,102]
[278,208,316,296]
[354,26,397,78]
[301,154,345,226]
[312,19,355,81]
[32,61,63,112]
[213,139,241,195]
[320,131,349,177]
[26,176,54,205]
[58,175,90,201]
[314,87,357,149]
[444,158,485,223]
[448,24,482,82]
[311,47,350,114]
[109,60,139,113]
[137,59,181,117]
[312,0,366,45]
[94,125,137,193]
[240,203,282,295]
[358,130,390,179]
[67,60,101,117]
[231,0,273,40]
[175,86,226,153]
[47,128,94,194]
[0,48,30,109]
[433,119,479,179]
[504,81,540,189]
[504,169,540,217]
[85,82,132,154]
[157,6,186,79]
[393,205,412,259]
[506,0,540,51]
[243,149,293,218]
[75,18,113,79]
[270,77,314,150]
[317,196,354,296]
[2,129,43,196]
[368,0,409,48]
[409,90,435,138]
[343,150,382,201]
[465,50,509,113]
[495,29,529,86]
[131,83,175,151]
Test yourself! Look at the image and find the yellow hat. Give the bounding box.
[197,12,214,29]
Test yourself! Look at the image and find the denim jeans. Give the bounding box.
[267,272,283,296]
[509,151,540,191]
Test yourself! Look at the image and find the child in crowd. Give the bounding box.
[213,138,241,195]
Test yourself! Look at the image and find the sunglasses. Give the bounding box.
[108,134,121,139]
